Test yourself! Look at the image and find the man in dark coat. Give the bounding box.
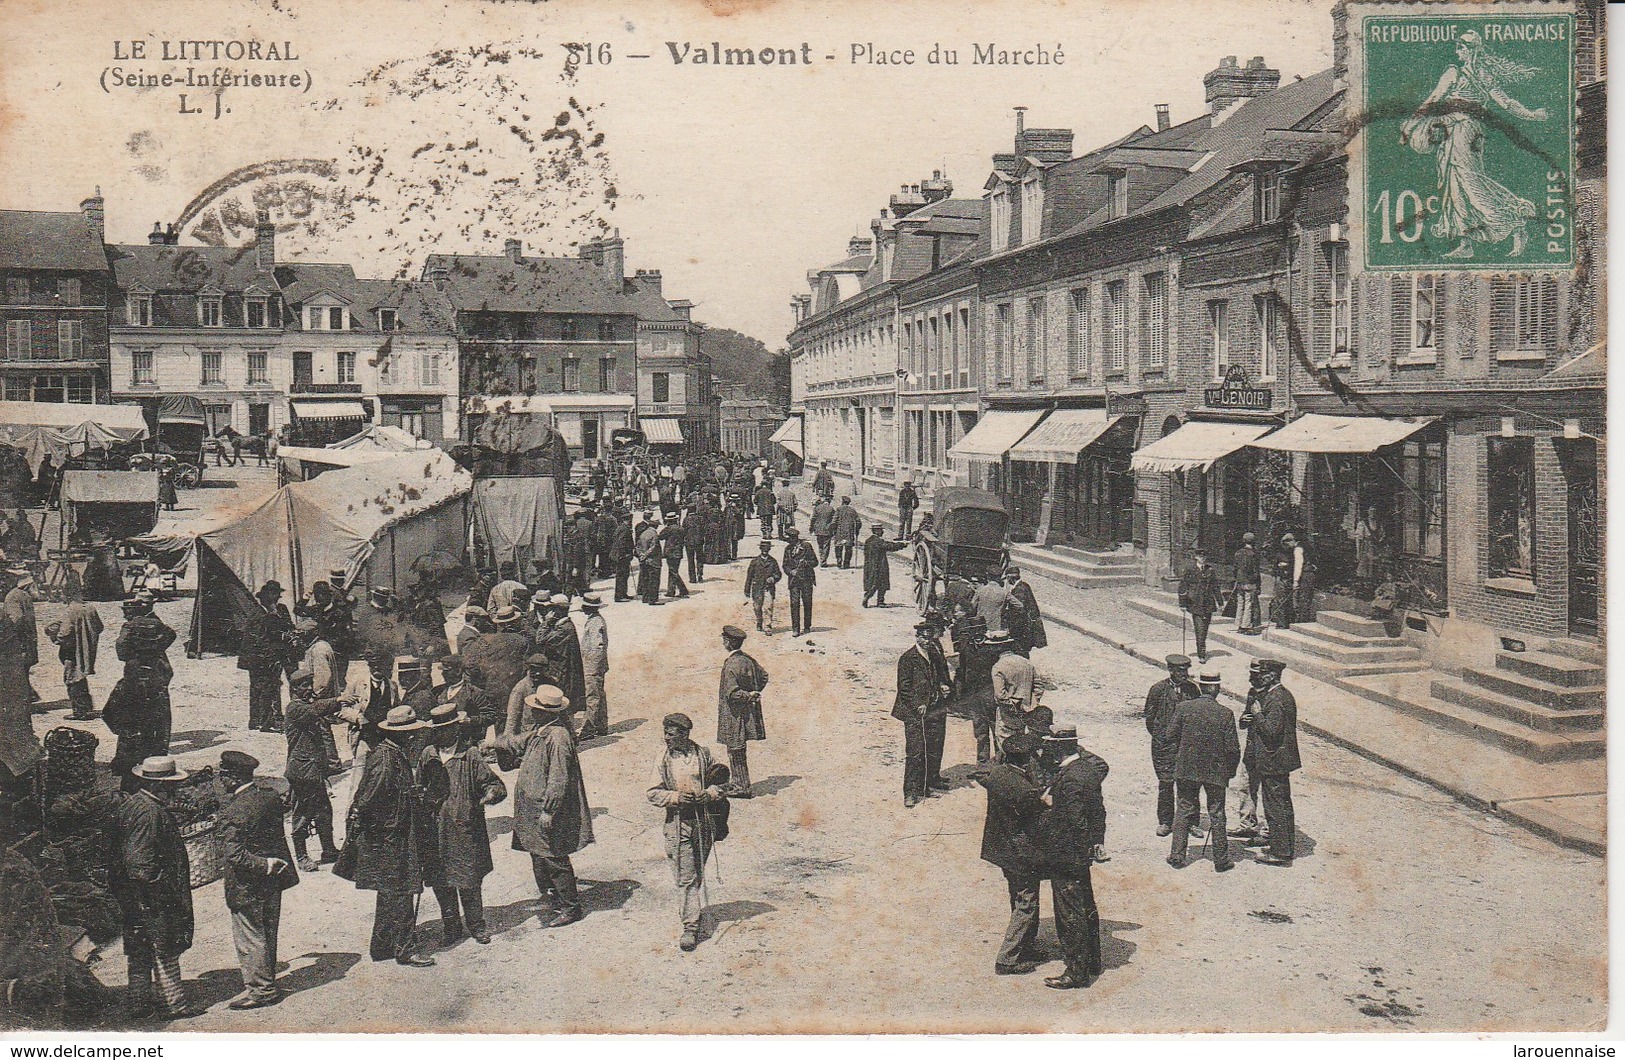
[1241,659,1300,866]
[897,480,920,538]
[743,539,781,634]
[1035,729,1108,991]
[950,604,995,765]
[485,687,594,928]
[722,493,747,561]
[753,481,776,538]
[540,597,587,719]
[593,506,618,579]
[809,495,836,567]
[892,621,952,808]
[716,625,768,797]
[1166,670,1241,872]
[811,461,835,501]
[216,750,298,1009]
[862,523,907,608]
[1002,568,1048,654]
[1178,547,1222,662]
[682,503,707,584]
[781,528,819,637]
[978,733,1046,975]
[1232,532,1263,634]
[1144,654,1198,838]
[54,585,103,721]
[111,594,176,790]
[610,508,636,601]
[420,704,506,945]
[342,706,435,966]
[832,496,862,569]
[661,517,690,598]
[239,581,293,733]
[464,608,530,732]
[112,756,200,1020]
[3,567,39,702]
[284,670,347,871]
[635,513,664,605]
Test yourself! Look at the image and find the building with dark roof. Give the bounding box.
[0,193,114,404]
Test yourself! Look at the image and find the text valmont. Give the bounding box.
[664,42,1064,66]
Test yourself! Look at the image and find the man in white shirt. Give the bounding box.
[988,630,1036,756]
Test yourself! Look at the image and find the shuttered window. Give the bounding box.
[994,303,1012,383]
[1067,288,1090,379]
[1256,294,1280,381]
[1025,299,1046,383]
[1105,281,1127,372]
[1208,300,1229,379]
[1490,277,1559,358]
[1140,271,1167,369]
[1392,274,1446,363]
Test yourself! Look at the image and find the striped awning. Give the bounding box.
[641,417,685,445]
[1248,414,1437,454]
[290,400,366,421]
[1132,421,1273,473]
[1009,410,1120,463]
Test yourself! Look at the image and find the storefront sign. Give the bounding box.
[1204,365,1273,411]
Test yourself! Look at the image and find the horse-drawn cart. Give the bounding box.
[911,487,1010,613]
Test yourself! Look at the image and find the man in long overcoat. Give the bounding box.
[2,567,38,702]
[647,711,728,952]
[486,686,594,927]
[593,505,618,579]
[577,595,610,740]
[1178,547,1222,663]
[464,609,530,733]
[421,704,506,945]
[1144,654,1198,838]
[540,596,587,715]
[611,507,636,602]
[832,497,862,569]
[716,625,767,798]
[216,750,298,1009]
[661,518,690,599]
[782,529,819,636]
[809,495,836,566]
[284,670,347,870]
[635,513,664,605]
[239,581,293,733]
[1166,670,1241,872]
[861,523,907,608]
[56,584,103,721]
[1035,729,1108,991]
[112,756,199,1020]
[978,733,1047,974]
[893,621,951,807]
[1002,568,1047,654]
[1242,659,1300,866]
[341,706,436,966]
[111,594,176,790]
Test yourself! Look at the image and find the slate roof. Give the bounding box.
[0,210,110,272]
[109,243,273,293]
[420,253,643,316]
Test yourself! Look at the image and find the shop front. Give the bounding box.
[1133,417,1277,574]
[288,398,370,447]
[946,408,1046,536]
[1250,414,1447,613]
[1006,408,1137,547]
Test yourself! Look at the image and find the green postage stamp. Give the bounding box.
[1347,1,1576,271]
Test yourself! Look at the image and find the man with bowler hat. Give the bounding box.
[1165,670,1240,872]
[1241,659,1300,866]
[216,750,298,1009]
[716,626,768,797]
[743,539,781,634]
[893,620,951,807]
[1035,729,1107,990]
[782,528,819,636]
[1144,654,1199,837]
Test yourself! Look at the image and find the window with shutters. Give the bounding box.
[57,321,83,359]
[1325,243,1351,366]
[336,351,356,384]
[1255,294,1280,381]
[928,316,941,389]
[1025,299,1046,383]
[1208,300,1228,380]
[4,319,31,360]
[1105,281,1127,372]
[1257,171,1283,223]
[58,278,80,304]
[994,303,1013,383]
[1108,174,1129,219]
[1487,438,1536,580]
[1491,276,1559,360]
[248,350,269,385]
[1020,175,1043,245]
[127,294,152,327]
[599,358,614,391]
[1394,274,1444,364]
[419,351,441,387]
[990,188,1011,253]
[1066,288,1090,379]
[199,295,223,328]
[1140,272,1167,370]
[944,311,958,388]
[957,307,971,387]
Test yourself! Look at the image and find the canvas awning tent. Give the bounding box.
[1132,421,1275,473]
[185,449,472,654]
[157,395,206,425]
[278,444,401,481]
[290,400,368,421]
[1008,410,1122,464]
[947,410,1045,461]
[767,416,803,458]
[1248,414,1437,454]
[331,424,434,452]
[0,401,150,475]
[59,470,159,542]
[640,418,685,446]
[470,476,564,575]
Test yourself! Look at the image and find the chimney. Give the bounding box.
[503,238,523,263]
[165,223,179,246]
[1155,104,1171,131]
[633,268,663,297]
[848,235,872,257]
[1013,105,1027,137]
[599,228,624,281]
[147,222,167,246]
[1017,127,1074,163]
[427,263,450,290]
[80,188,104,242]
[254,210,275,268]
[1205,55,1280,120]
[920,170,954,203]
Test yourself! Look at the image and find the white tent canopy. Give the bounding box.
[1132,421,1274,473]
[332,424,435,452]
[0,401,150,475]
[1249,414,1437,454]
[768,415,804,457]
[947,410,1045,461]
[1009,410,1121,464]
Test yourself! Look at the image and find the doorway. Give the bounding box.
[292,352,313,390]
[248,403,270,438]
[581,418,600,460]
[1562,439,1599,635]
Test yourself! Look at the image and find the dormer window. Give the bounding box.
[1258,169,1284,223]
[379,308,399,332]
[561,317,578,342]
[1019,174,1043,245]
[1108,174,1129,220]
[126,291,153,327]
[308,306,348,331]
[199,294,223,328]
[244,285,275,329]
[990,187,1012,252]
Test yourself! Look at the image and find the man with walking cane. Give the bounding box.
[717,626,768,798]
[647,712,732,952]
[893,620,952,808]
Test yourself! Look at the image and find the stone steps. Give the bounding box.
[1431,677,1605,733]
[1010,543,1145,590]
[1541,637,1606,667]
[1345,674,1607,763]
[1315,610,1393,639]
[1494,648,1605,688]
[1460,665,1606,712]
[1050,543,1140,567]
[1263,626,1425,666]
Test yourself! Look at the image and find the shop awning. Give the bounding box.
[1132,421,1274,473]
[640,417,685,445]
[1009,410,1121,463]
[947,409,1046,462]
[1248,414,1437,454]
[60,470,159,505]
[768,416,803,457]
[290,400,366,421]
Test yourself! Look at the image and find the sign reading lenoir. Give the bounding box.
[1353,4,1575,271]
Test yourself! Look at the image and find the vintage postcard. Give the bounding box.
[0,0,1609,1038]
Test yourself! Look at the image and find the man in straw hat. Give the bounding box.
[893,620,952,808]
[1034,728,1108,991]
[111,755,203,1019]
[988,629,1036,758]
[340,705,436,966]
[420,703,506,946]
[1165,669,1240,873]
[647,711,730,952]
[484,686,594,928]
[215,750,298,1009]
[577,594,611,740]
[716,626,768,798]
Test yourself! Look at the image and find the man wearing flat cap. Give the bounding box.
[1144,654,1199,838]
[504,653,554,737]
[1034,729,1109,991]
[284,667,350,871]
[861,523,907,609]
[647,712,729,952]
[893,620,952,808]
[216,751,298,1009]
[1240,659,1299,866]
[716,626,768,797]
[978,733,1047,975]
[484,687,595,928]
[1166,670,1240,872]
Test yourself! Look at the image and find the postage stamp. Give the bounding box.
[1345,0,1576,271]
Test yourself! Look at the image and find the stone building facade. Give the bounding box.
[0,194,113,404]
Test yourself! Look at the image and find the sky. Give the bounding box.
[0,0,1335,348]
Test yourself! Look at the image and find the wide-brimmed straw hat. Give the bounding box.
[525,686,571,713]
[379,705,429,732]
[133,755,189,782]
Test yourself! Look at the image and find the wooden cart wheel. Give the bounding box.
[913,543,935,614]
[177,464,202,489]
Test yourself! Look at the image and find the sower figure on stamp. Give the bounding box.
[485,686,595,928]
[1144,654,1199,838]
[717,625,767,799]
[978,733,1046,976]
[215,751,298,1010]
[1241,658,1300,867]
[1165,670,1240,873]
[420,703,506,946]
[647,712,731,952]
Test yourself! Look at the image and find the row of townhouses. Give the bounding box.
[0,209,718,458]
[787,3,1606,654]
